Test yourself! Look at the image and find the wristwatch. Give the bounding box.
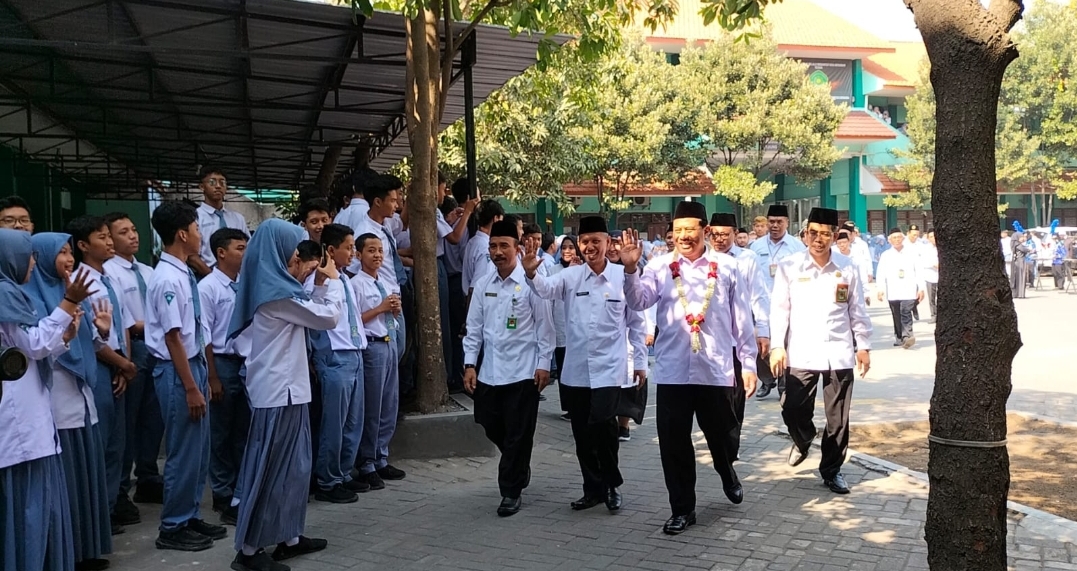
[464,364,476,370]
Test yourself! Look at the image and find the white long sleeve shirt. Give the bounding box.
[0,308,72,469]
[749,232,806,291]
[876,247,923,301]
[726,245,771,339]
[623,251,757,387]
[463,263,555,386]
[528,261,646,389]
[770,251,872,371]
[235,281,344,408]
[850,236,874,278]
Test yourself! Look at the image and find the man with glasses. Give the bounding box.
[769,207,871,495]
[0,196,33,233]
[749,204,805,398]
[190,166,249,279]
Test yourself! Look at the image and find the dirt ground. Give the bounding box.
[851,414,1077,521]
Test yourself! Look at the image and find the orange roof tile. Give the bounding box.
[864,41,927,88]
[867,167,910,193]
[563,171,716,197]
[835,110,898,141]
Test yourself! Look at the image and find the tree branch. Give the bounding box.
[988,0,1024,32]
[454,0,510,48]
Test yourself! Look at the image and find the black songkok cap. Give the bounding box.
[673,201,707,224]
[837,230,852,241]
[841,220,856,232]
[888,227,903,236]
[578,216,608,236]
[767,204,790,218]
[807,207,839,227]
[710,213,737,228]
[908,224,920,231]
[490,220,519,240]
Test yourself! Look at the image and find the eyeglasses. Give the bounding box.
[0,217,31,226]
[204,178,227,187]
[711,231,733,239]
[807,229,834,240]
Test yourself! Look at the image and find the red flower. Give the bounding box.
[690,325,701,334]
[669,261,681,279]
[707,262,718,279]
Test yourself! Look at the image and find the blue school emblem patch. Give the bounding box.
[164,292,176,305]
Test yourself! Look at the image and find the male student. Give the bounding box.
[200,228,250,525]
[353,232,406,490]
[104,213,165,519]
[67,215,139,531]
[146,201,225,551]
[298,198,333,244]
[0,195,34,232]
[308,223,369,502]
[462,199,505,298]
[190,166,249,279]
[463,220,555,517]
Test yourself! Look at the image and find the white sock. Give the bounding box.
[230,497,240,508]
[285,537,299,547]
[241,544,257,556]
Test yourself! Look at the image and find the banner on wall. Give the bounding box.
[800,59,854,104]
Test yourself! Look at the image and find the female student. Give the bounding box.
[228,219,343,571]
[25,233,115,571]
[0,228,95,571]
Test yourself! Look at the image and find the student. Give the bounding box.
[146,201,224,551]
[103,212,166,510]
[0,195,33,232]
[190,166,249,279]
[200,228,250,525]
[298,198,332,244]
[228,219,341,571]
[0,228,95,571]
[353,232,406,490]
[66,215,138,530]
[26,233,114,571]
[308,223,368,503]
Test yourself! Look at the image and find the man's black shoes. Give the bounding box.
[570,495,603,511]
[825,473,850,494]
[788,444,809,467]
[605,487,622,511]
[497,496,521,517]
[662,512,696,535]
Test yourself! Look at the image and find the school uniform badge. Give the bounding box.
[164,291,176,305]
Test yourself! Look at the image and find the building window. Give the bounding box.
[665,53,681,66]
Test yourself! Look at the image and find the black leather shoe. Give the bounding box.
[824,473,850,494]
[497,496,521,517]
[605,487,622,511]
[788,443,809,467]
[570,495,603,511]
[724,483,744,505]
[662,512,696,535]
[271,535,328,562]
[755,384,772,399]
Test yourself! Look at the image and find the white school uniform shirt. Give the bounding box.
[749,232,806,291]
[333,197,370,236]
[528,261,646,389]
[104,255,153,325]
[49,367,98,430]
[876,246,923,301]
[463,264,555,386]
[198,268,239,355]
[623,251,757,387]
[350,213,401,293]
[353,270,391,337]
[303,272,366,351]
[0,308,72,469]
[919,243,939,284]
[726,245,771,339]
[770,251,873,371]
[145,253,205,361]
[435,209,454,257]
[234,280,343,409]
[197,203,249,267]
[462,230,492,292]
[850,236,874,277]
[77,263,136,352]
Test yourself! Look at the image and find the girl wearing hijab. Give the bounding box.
[25,233,115,571]
[228,219,344,571]
[0,228,95,571]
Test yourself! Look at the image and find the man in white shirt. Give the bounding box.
[190,166,249,279]
[769,207,872,495]
[298,198,333,244]
[921,231,939,323]
[333,168,378,260]
[876,228,925,348]
[619,201,758,536]
[834,230,871,300]
[462,199,505,299]
[903,224,925,321]
[523,216,646,514]
[749,204,805,399]
[104,212,165,514]
[839,221,874,283]
[463,220,555,518]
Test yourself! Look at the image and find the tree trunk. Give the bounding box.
[907,1,1023,569]
[405,9,449,414]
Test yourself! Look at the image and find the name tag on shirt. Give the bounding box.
[770,264,777,277]
[575,291,590,297]
[898,270,906,279]
[606,298,622,303]
[485,292,498,297]
[798,276,811,282]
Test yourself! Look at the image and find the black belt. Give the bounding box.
[215,353,244,362]
[366,335,392,343]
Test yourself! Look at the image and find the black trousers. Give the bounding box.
[780,368,854,479]
[560,385,623,496]
[731,356,746,460]
[888,299,915,340]
[926,282,938,318]
[757,353,781,392]
[447,272,467,386]
[655,384,739,517]
[1053,264,1066,289]
[472,379,539,499]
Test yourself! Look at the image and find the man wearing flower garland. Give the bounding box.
[619,201,758,536]
[769,207,872,495]
[522,215,647,514]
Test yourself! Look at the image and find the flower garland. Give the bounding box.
[670,259,719,353]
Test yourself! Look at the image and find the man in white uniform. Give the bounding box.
[190,167,249,279]
[876,228,925,348]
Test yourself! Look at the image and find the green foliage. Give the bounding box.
[885,59,932,208]
[708,164,776,205]
[676,33,844,206]
[1055,178,1077,201]
[698,0,782,31]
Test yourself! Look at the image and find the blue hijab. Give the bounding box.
[228,219,308,340]
[0,228,39,326]
[24,233,98,387]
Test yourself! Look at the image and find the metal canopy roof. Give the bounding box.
[0,0,554,198]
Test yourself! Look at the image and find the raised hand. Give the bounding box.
[92,299,112,338]
[315,256,339,284]
[522,239,542,279]
[619,229,643,273]
[64,268,98,304]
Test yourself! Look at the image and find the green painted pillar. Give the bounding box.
[819,177,835,210]
[552,206,563,235]
[536,198,548,231]
[886,205,897,230]
[847,157,867,230]
[852,60,865,108]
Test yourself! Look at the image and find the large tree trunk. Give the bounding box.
[405,9,449,414]
[905,1,1023,569]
